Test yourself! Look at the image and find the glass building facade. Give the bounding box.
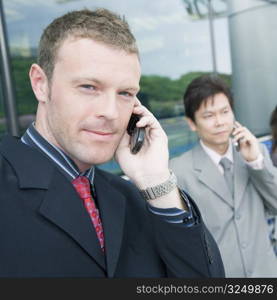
[5,0,275,174]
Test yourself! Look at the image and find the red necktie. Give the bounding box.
[72,176,105,251]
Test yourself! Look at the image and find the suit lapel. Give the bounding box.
[1,135,107,270]
[94,171,126,278]
[192,144,234,208]
[1,136,126,276]
[39,170,106,270]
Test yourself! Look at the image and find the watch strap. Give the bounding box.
[140,171,177,200]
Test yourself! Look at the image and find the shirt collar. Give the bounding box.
[20,123,95,185]
[200,139,234,167]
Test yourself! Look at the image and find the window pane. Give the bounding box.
[0,72,7,138]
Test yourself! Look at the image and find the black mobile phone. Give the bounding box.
[127,114,145,154]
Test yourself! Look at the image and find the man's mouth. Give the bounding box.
[82,129,115,140]
[214,130,228,135]
[87,130,113,135]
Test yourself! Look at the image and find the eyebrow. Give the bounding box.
[202,105,230,113]
[122,87,140,93]
[71,77,101,85]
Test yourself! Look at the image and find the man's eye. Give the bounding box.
[119,91,133,97]
[80,84,95,90]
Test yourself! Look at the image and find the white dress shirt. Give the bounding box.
[200,139,264,174]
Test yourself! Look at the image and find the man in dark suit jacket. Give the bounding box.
[0,8,224,278]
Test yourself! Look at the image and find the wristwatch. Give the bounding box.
[139,171,177,201]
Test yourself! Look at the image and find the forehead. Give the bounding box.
[57,36,138,60]
[54,37,141,85]
[198,93,231,113]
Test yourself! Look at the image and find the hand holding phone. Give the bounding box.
[127,114,145,154]
[115,105,170,192]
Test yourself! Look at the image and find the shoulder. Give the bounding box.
[258,142,274,163]
[0,135,21,170]
[0,134,37,161]
[271,153,277,167]
[169,149,194,169]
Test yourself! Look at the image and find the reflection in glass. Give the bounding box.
[0,77,7,138]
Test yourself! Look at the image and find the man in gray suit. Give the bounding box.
[170,74,277,277]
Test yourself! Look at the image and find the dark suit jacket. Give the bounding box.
[0,135,225,278]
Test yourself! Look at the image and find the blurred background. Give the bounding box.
[1,0,276,174]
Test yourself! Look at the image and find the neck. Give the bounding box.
[34,116,91,174]
[202,140,229,155]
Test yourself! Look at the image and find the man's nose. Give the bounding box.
[96,93,120,120]
[215,114,224,126]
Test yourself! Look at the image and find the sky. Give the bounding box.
[3,0,232,78]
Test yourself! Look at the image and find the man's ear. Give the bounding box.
[185,117,197,132]
[29,64,49,103]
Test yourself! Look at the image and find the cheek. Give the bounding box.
[203,128,213,138]
[198,120,213,133]
[228,115,235,125]
[198,124,215,140]
[49,101,71,124]
[120,104,135,125]
[47,101,83,139]
[52,94,85,120]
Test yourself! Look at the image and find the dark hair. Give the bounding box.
[183,74,233,122]
[270,105,277,153]
[38,8,138,81]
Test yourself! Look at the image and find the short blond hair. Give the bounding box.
[38,8,139,80]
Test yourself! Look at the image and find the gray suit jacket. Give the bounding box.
[170,142,277,277]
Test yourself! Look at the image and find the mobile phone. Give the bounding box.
[127,114,145,154]
[232,123,240,151]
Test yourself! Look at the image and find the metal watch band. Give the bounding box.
[139,171,177,200]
